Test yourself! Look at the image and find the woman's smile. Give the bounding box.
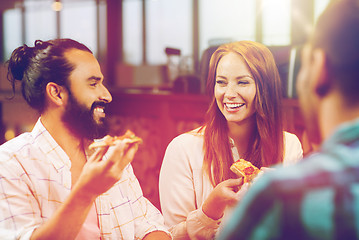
[215,52,256,124]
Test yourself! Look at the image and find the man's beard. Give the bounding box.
[62,93,110,140]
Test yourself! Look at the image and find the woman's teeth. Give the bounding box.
[225,103,244,109]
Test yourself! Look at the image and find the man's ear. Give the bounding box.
[45,82,67,106]
[312,49,331,97]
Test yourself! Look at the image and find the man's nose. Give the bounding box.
[100,85,112,103]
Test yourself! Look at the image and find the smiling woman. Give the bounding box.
[159,40,303,239]
[203,41,293,173]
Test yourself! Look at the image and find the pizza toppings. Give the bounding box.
[230,158,261,183]
[88,130,143,149]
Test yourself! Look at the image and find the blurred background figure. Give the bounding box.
[218,0,359,239]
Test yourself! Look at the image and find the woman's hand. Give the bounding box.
[260,167,273,173]
[202,178,244,220]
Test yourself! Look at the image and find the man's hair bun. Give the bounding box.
[6,38,92,113]
[7,44,34,81]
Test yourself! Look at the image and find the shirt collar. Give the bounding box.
[322,117,359,151]
[31,118,72,171]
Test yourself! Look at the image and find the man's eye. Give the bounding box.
[90,82,98,87]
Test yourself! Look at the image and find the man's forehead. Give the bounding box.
[65,49,104,80]
[64,49,98,69]
[64,48,93,62]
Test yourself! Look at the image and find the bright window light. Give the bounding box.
[60,1,97,56]
[3,8,22,60]
[261,0,291,46]
[123,0,143,65]
[146,0,193,65]
[199,0,255,55]
[314,0,331,22]
[24,0,56,46]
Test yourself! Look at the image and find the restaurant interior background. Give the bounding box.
[0,0,331,209]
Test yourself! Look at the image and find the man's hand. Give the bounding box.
[30,139,140,240]
[75,138,139,199]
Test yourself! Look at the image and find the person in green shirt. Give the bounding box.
[218,0,359,239]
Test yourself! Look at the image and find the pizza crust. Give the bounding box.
[88,130,143,149]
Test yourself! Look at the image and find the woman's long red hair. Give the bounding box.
[201,41,284,186]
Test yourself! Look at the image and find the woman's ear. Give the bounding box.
[45,82,67,106]
[312,49,331,97]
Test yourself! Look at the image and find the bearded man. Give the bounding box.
[0,39,171,240]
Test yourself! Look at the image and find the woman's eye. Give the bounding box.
[216,80,226,85]
[238,81,249,85]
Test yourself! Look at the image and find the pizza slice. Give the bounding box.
[88,130,143,149]
[230,158,261,183]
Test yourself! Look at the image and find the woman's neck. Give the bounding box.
[228,119,256,159]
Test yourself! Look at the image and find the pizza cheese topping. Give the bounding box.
[230,158,261,183]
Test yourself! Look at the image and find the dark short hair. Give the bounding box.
[7,38,92,113]
[312,0,359,104]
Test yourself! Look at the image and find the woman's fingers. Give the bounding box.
[260,167,273,172]
[236,183,249,198]
[225,178,244,189]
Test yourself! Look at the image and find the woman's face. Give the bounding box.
[214,52,257,125]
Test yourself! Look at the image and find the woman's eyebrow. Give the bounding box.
[237,74,253,79]
[216,75,253,79]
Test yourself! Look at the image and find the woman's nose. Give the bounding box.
[224,84,238,98]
